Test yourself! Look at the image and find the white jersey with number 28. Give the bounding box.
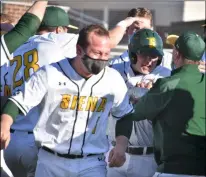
[10,32,78,132]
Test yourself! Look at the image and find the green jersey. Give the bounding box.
[122,64,205,175]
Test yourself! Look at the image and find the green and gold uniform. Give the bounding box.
[1,12,41,107]
[117,32,206,175]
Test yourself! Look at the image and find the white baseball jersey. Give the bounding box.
[9,58,133,155]
[160,50,173,70]
[108,50,171,147]
[10,32,78,132]
[0,35,13,96]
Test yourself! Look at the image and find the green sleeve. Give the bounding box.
[4,13,41,54]
[125,79,174,121]
[1,100,22,121]
[115,117,133,139]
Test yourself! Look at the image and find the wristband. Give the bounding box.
[116,20,127,29]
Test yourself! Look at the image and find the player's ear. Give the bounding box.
[76,45,83,56]
[173,47,180,64]
[174,48,181,60]
[56,26,63,34]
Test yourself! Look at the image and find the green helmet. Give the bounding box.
[128,29,164,64]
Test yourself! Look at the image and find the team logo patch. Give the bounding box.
[146,37,156,48]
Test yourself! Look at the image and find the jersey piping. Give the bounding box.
[9,97,28,115]
[57,61,80,155]
[80,68,106,156]
[1,35,11,60]
[120,55,128,84]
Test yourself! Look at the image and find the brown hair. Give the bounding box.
[77,24,109,50]
[37,26,57,33]
[127,7,153,26]
[37,26,69,34]
[0,13,14,24]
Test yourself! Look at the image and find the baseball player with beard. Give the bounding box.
[1,24,133,177]
[107,29,171,177]
[0,2,48,177]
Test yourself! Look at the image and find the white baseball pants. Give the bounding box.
[1,151,13,177]
[106,149,157,177]
[153,172,205,177]
[35,148,107,177]
[4,131,39,177]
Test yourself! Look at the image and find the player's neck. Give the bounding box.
[131,64,142,76]
[70,58,92,79]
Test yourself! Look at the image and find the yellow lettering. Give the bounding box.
[85,96,98,112]
[92,117,100,134]
[10,55,23,89]
[60,94,71,109]
[10,49,40,90]
[78,96,86,111]
[146,37,156,48]
[97,98,107,112]
[4,85,11,96]
[23,49,39,81]
[71,95,78,110]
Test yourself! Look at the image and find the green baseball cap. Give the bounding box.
[175,31,205,61]
[129,29,164,58]
[40,6,78,29]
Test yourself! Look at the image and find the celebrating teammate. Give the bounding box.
[117,31,206,177]
[106,8,172,177]
[114,7,173,70]
[0,2,48,177]
[107,28,171,177]
[1,24,133,177]
[1,1,48,98]
[2,6,78,177]
[2,5,143,177]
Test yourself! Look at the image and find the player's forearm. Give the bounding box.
[1,100,21,121]
[27,1,48,22]
[1,114,13,130]
[109,26,127,48]
[109,17,140,48]
[115,119,133,153]
[3,1,48,54]
[115,135,129,152]
[116,117,133,139]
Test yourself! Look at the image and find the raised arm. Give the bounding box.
[109,17,140,48]
[3,1,48,54]
[27,1,48,21]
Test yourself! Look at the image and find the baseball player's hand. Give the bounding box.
[198,61,206,73]
[136,79,155,89]
[124,17,143,28]
[0,115,13,150]
[117,17,142,29]
[108,145,126,167]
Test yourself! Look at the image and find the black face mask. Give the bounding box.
[82,54,109,75]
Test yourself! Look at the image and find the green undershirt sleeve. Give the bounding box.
[4,13,41,54]
[115,117,133,139]
[1,100,22,121]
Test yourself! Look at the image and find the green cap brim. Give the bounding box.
[67,24,78,30]
[140,47,164,57]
